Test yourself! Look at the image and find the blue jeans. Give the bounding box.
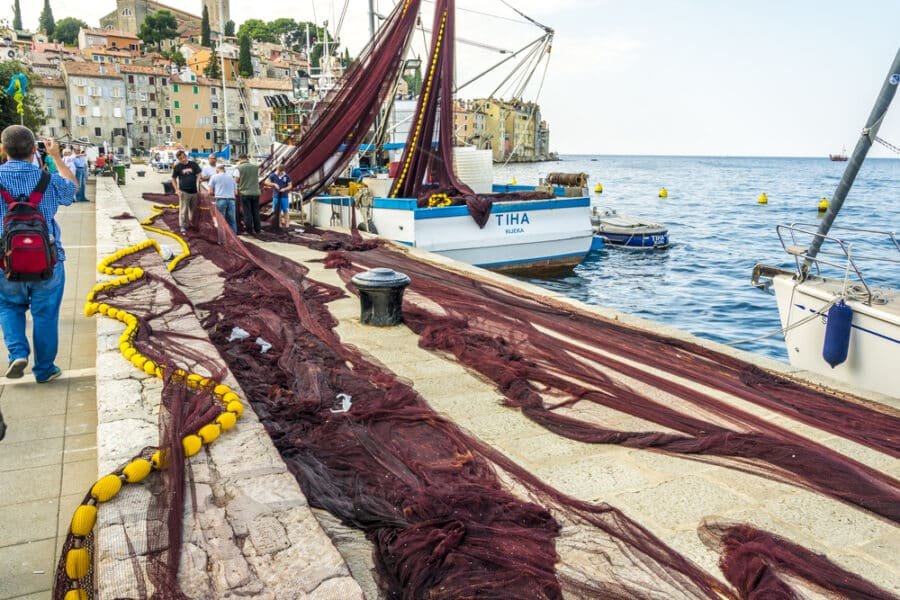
[215,198,237,233]
[0,262,66,380]
[75,167,87,201]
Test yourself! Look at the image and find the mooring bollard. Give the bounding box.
[351,267,411,326]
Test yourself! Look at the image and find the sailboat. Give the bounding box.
[752,48,900,399]
[263,0,593,273]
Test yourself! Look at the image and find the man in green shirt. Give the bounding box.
[234,155,261,235]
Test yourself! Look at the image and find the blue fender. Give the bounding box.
[822,300,853,368]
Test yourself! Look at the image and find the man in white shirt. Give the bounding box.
[208,164,238,234]
[200,153,218,192]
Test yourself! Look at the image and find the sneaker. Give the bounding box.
[180,228,188,235]
[36,366,62,384]
[5,358,27,379]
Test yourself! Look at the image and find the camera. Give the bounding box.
[36,141,47,159]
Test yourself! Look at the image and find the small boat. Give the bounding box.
[590,206,669,249]
[829,146,849,161]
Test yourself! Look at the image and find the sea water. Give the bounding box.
[494,155,900,361]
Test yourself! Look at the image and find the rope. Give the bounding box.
[724,294,840,347]
[875,135,900,154]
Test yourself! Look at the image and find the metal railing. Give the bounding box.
[774,223,900,304]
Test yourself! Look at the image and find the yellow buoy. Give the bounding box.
[818,197,829,212]
[65,547,90,579]
[658,187,668,198]
[70,504,98,537]
[510,177,518,185]
[594,183,603,194]
[758,192,768,205]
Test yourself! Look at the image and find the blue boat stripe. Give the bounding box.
[794,304,900,344]
[474,250,587,268]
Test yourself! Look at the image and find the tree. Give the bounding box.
[238,33,253,77]
[238,19,275,43]
[0,62,46,131]
[139,10,178,50]
[204,47,221,79]
[201,5,211,47]
[12,0,22,31]
[51,17,87,46]
[164,47,186,67]
[38,0,55,36]
[224,20,235,37]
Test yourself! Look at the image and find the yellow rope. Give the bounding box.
[60,217,242,597]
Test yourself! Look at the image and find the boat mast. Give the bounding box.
[218,0,229,155]
[803,47,900,275]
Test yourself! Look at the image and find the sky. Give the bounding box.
[4,0,900,157]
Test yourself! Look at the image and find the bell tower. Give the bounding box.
[203,0,230,35]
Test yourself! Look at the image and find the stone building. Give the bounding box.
[99,0,229,37]
[61,61,129,154]
[31,76,69,139]
[121,64,174,150]
[244,78,294,150]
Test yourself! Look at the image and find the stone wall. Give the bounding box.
[92,178,363,599]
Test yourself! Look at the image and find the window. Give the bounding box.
[193,103,199,110]
[164,109,170,118]
[150,108,157,117]
[172,83,179,92]
[46,108,54,117]
[175,115,181,124]
[149,77,155,85]
[212,115,218,124]
[176,131,182,139]
[165,125,171,133]
[121,7,132,15]
[174,100,180,108]
[58,99,65,109]
[239,116,245,125]
[253,111,259,121]
[161,78,167,86]
[128,75,134,84]
[94,127,102,136]
[149,93,155,101]
[60,119,66,128]
[113,107,122,118]
[212,102,219,109]
[205,132,211,140]
[92,106,101,117]
[112,88,122,98]
[142,125,149,133]
[141,108,148,117]
[192,85,198,94]
[77,117,87,126]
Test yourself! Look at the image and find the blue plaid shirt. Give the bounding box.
[0,159,76,261]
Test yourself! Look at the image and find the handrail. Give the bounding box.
[775,223,900,304]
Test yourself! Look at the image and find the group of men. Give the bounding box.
[171,151,293,236]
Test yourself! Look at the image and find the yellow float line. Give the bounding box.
[61,229,242,599]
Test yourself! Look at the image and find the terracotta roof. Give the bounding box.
[82,45,135,57]
[33,75,66,89]
[245,78,292,91]
[30,41,77,54]
[120,64,168,75]
[62,61,121,79]
[80,27,140,40]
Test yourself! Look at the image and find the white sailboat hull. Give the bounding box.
[771,274,900,398]
[309,195,593,272]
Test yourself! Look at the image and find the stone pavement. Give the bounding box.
[0,180,98,600]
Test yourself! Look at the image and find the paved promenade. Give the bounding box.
[0,181,97,599]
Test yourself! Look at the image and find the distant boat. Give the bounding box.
[829,146,849,161]
[591,207,669,249]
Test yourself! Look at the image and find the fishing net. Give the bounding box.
[113,192,896,599]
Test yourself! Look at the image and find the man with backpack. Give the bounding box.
[0,125,77,385]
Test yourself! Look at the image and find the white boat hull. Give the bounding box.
[309,195,593,272]
[771,274,900,398]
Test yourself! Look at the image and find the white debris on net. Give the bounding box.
[330,393,352,413]
[228,327,251,342]
[256,337,272,353]
[160,245,175,261]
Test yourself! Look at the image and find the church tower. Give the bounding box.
[203,0,231,36]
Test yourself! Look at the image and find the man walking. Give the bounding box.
[171,150,202,234]
[0,126,77,384]
[74,149,88,201]
[234,154,261,235]
[209,164,238,234]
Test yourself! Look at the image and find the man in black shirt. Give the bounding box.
[171,150,202,233]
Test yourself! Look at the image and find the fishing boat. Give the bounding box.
[751,49,900,398]
[590,206,669,249]
[829,146,849,161]
[266,0,593,274]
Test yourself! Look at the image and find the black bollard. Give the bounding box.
[351,267,411,326]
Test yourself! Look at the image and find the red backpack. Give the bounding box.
[0,172,57,281]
